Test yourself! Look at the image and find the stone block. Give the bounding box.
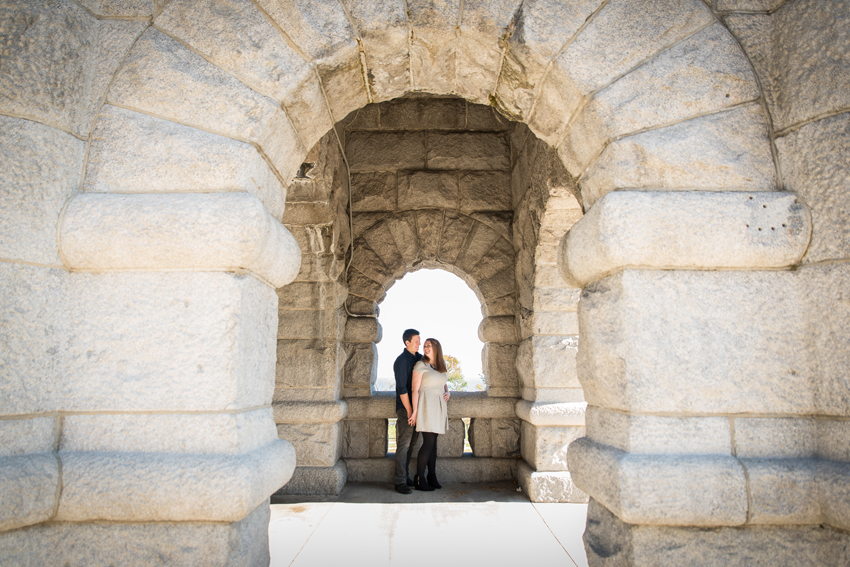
[515,401,586,427]
[350,14,410,100]
[455,222,502,273]
[454,24,503,103]
[583,498,850,567]
[0,116,84,265]
[274,461,348,496]
[277,422,340,467]
[483,343,519,390]
[0,454,59,532]
[0,2,144,138]
[559,22,760,175]
[518,311,579,339]
[437,212,476,265]
[776,113,850,263]
[726,1,850,131]
[816,419,850,462]
[522,387,586,404]
[85,106,286,218]
[437,419,466,458]
[273,388,340,403]
[344,343,378,389]
[361,221,406,278]
[369,419,388,458]
[521,421,584,471]
[277,339,341,390]
[347,270,385,302]
[349,240,392,284]
[477,267,516,301]
[491,419,521,458]
[468,418,491,457]
[466,102,510,132]
[819,460,850,531]
[586,408,732,456]
[278,309,342,340]
[569,437,748,526]
[426,132,511,171]
[398,171,459,209]
[408,14,457,94]
[578,269,812,414]
[580,104,776,208]
[742,458,821,525]
[0,418,55,458]
[527,288,582,312]
[516,336,580,390]
[560,190,810,287]
[346,131,427,171]
[273,401,347,425]
[344,392,518,420]
[340,420,369,459]
[0,502,272,567]
[76,0,156,17]
[156,0,331,149]
[517,460,588,504]
[478,316,517,344]
[526,63,583,145]
[108,28,303,181]
[379,97,466,130]
[60,192,301,288]
[733,417,817,459]
[278,281,347,311]
[459,172,512,212]
[344,317,382,343]
[415,209,443,260]
[351,172,398,211]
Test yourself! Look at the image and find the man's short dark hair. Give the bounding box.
[402,328,420,345]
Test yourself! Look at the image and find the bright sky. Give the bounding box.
[374,269,485,391]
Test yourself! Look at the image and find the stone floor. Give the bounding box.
[269,482,589,567]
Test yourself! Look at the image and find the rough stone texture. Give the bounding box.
[344,317,383,343]
[351,172,398,212]
[478,316,518,344]
[344,456,517,483]
[278,281,348,311]
[560,190,810,287]
[583,498,850,567]
[0,418,55,458]
[742,458,821,526]
[85,106,286,219]
[369,419,388,458]
[277,339,342,390]
[468,418,492,457]
[0,502,272,567]
[517,460,588,504]
[156,0,332,150]
[398,171,459,209]
[578,269,811,414]
[347,131,427,171]
[586,409,732,456]
[61,409,277,455]
[0,2,144,138]
[277,422,340,467]
[345,392,518,420]
[569,437,749,526]
[345,0,410,101]
[108,28,303,181]
[725,0,850,132]
[343,343,378,390]
[273,401,348,424]
[734,417,817,459]
[56,440,294,522]
[426,132,511,171]
[379,97,467,130]
[274,461,348,496]
[407,0,459,94]
[341,419,369,459]
[516,336,580,389]
[776,112,850,263]
[580,104,776,208]
[0,454,59,532]
[491,418,521,458]
[482,343,519,392]
[77,0,155,17]
[278,309,342,340]
[559,22,760,176]
[522,387,586,404]
[0,116,84,265]
[521,421,584,471]
[516,401,586,427]
[436,419,466,458]
[60,192,301,288]
[459,172,513,212]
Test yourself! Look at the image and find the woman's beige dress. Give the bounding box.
[413,360,448,434]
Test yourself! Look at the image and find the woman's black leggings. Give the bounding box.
[416,432,438,478]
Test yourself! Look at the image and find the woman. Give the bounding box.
[409,338,451,491]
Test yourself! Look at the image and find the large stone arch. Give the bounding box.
[4,0,850,565]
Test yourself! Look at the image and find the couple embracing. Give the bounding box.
[393,329,451,494]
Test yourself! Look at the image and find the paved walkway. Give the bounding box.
[269,482,588,567]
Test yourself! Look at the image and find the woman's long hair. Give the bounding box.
[422,338,448,373]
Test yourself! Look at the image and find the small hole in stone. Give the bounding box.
[746,224,749,227]
[763,204,767,208]
[758,228,762,231]
[726,93,730,98]
[771,227,775,230]
[295,162,315,179]
[782,224,786,227]
[749,196,753,199]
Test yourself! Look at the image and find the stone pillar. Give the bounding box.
[557,190,850,565]
[0,192,299,565]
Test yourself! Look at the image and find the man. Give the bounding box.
[393,328,422,494]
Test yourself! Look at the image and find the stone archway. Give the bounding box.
[5,0,846,566]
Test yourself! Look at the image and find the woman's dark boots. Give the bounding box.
[427,473,442,489]
[414,475,435,491]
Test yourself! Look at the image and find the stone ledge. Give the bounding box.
[55,439,295,523]
[344,456,518,483]
[515,401,586,426]
[273,401,348,424]
[559,191,811,287]
[60,192,301,288]
[344,392,518,419]
[516,460,588,503]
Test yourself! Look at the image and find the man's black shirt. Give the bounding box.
[393,349,423,412]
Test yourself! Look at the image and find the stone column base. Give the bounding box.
[584,499,850,567]
[274,461,348,496]
[517,460,588,503]
[0,502,271,567]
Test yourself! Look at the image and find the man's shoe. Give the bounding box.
[395,483,412,494]
[406,477,414,487]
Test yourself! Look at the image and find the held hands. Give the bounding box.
[407,411,416,426]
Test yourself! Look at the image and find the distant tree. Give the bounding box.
[475,374,485,391]
[444,354,467,391]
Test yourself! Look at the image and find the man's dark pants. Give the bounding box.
[394,407,419,485]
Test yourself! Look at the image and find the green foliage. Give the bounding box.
[445,354,467,391]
